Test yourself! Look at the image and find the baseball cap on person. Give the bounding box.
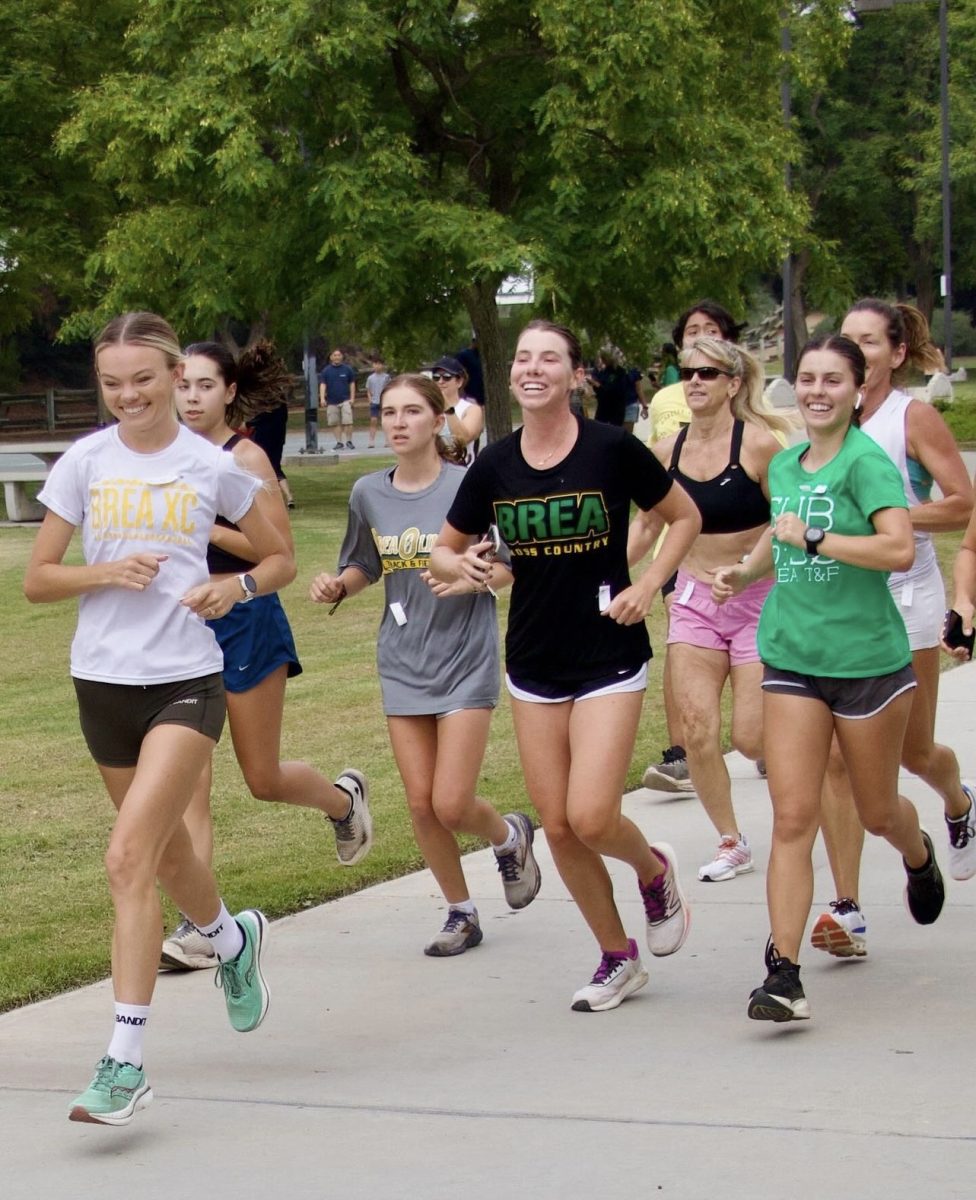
[428,356,465,378]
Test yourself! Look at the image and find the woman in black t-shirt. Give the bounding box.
[431,320,700,1012]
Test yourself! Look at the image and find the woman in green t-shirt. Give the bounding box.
[712,334,946,1025]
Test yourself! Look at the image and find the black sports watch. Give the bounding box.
[237,572,258,602]
[804,526,826,556]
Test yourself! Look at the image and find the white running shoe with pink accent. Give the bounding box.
[698,834,754,882]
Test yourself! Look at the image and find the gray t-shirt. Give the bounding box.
[339,462,500,715]
[366,370,391,406]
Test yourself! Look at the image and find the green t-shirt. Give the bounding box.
[758,425,911,678]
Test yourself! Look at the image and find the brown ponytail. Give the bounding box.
[846,299,945,383]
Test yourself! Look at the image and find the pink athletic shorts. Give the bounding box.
[666,569,772,666]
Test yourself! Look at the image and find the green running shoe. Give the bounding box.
[69,1055,152,1125]
[215,909,270,1032]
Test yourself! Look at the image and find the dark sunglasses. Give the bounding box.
[430,371,459,383]
[679,366,733,382]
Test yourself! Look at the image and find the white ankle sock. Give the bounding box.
[196,902,244,962]
[107,1002,150,1068]
[491,818,517,854]
[448,899,477,917]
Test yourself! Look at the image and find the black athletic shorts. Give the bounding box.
[73,673,226,767]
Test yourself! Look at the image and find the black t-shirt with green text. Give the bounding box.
[446,416,672,687]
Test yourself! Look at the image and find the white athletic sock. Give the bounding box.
[107,1002,150,1068]
[196,902,245,962]
[449,899,477,917]
[491,818,518,855]
[333,784,354,820]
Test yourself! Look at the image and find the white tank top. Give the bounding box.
[860,388,937,585]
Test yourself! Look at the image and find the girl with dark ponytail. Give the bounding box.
[163,341,373,971]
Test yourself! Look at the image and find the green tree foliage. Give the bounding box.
[792,0,976,330]
[54,1,806,432]
[0,1,136,378]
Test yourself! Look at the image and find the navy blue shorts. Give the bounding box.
[209,593,302,693]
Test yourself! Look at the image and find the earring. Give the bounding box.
[854,391,863,411]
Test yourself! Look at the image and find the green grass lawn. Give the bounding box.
[1,450,969,1013]
[0,455,675,1012]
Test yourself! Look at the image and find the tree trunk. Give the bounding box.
[788,247,811,361]
[463,276,510,443]
[908,238,936,324]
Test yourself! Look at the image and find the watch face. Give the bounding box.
[243,573,257,595]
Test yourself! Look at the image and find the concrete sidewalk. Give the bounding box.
[3,666,976,1198]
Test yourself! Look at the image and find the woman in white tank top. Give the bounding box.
[811,299,975,961]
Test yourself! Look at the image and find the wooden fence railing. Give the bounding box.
[0,389,102,437]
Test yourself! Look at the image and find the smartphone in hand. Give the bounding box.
[480,524,501,562]
[943,609,975,658]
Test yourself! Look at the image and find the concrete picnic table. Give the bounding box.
[0,436,88,522]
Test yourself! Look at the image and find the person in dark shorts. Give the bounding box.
[432,320,701,1013]
[24,312,295,1125]
[712,333,946,1025]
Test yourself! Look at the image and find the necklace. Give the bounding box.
[524,420,576,467]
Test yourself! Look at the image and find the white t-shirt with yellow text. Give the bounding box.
[39,424,260,685]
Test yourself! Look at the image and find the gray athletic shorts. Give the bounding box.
[761,663,916,720]
[73,673,226,767]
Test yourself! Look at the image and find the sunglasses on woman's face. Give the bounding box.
[430,371,458,383]
[678,366,733,382]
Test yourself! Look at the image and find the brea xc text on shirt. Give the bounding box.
[88,480,199,537]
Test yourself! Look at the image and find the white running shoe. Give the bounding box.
[424,910,483,957]
[331,769,373,865]
[160,917,216,970]
[493,813,542,909]
[698,834,754,882]
[571,939,649,1012]
[640,843,690,957]
[946,787,976,881]
[810,898,867,958]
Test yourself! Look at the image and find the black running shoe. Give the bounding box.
[748,939,810,1022]
[904,829,945,925]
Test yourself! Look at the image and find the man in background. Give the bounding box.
[318,348,357,451]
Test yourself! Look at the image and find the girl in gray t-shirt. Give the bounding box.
[310,374,541,956]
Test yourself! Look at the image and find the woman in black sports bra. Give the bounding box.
[629,337,794,884]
